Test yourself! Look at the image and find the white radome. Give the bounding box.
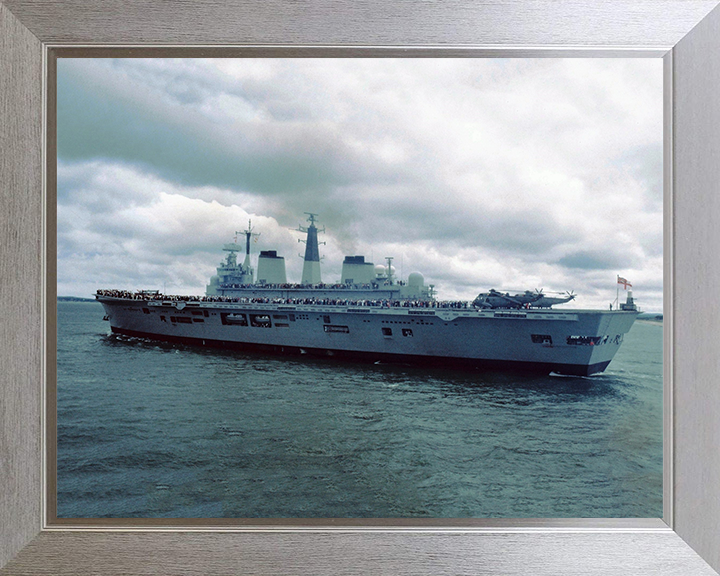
[408,272,424,287]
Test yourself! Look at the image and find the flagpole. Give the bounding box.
[616,275,619,310]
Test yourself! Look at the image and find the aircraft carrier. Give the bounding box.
[96,214,638,376]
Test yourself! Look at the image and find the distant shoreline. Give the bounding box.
[57,296,96,302]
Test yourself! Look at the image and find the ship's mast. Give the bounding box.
[238,220,260,273]
[297,212,325,285]
[385,256,394,285]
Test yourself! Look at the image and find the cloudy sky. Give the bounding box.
[57,58,663,311]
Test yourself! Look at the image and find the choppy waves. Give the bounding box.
[57,302,663,518]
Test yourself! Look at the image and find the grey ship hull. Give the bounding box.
[98,297,637,376]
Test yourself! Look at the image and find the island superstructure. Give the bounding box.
[96,213,638,376]
[205,214,434,301]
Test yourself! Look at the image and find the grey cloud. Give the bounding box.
[336,195,580,260]
[57,62,421,214]
[558,250,626,270]
[614,144,663,206]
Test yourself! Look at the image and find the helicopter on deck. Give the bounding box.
[472,288,576,309]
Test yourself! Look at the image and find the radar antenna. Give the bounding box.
[385,257,394,284]
[296,212,327,236]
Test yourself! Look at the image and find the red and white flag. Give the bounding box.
[617,276,632,290]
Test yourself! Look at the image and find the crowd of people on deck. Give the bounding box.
[217,281,404,290]
[95,289,469,309]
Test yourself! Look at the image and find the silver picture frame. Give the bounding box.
[2,1,720,574]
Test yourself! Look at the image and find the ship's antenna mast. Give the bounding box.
[238,219,260,272]
[385,256,394,284]
[296,212,326,284]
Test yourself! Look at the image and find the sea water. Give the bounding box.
[57,301,663,518]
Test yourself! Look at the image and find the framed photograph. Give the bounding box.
[50,54,665,523]
[2,1,720,575]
